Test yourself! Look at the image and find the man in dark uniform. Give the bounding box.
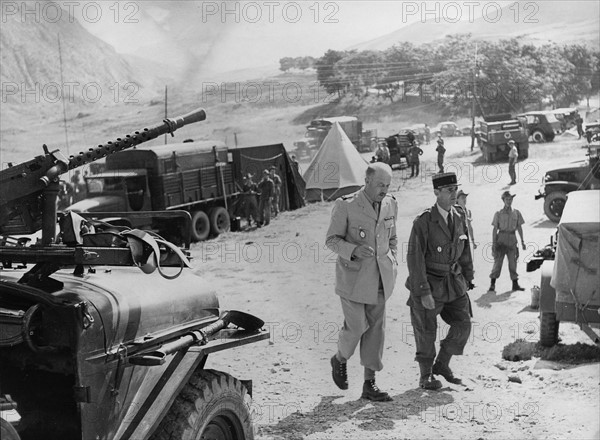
[257,170,274,227]
[435,138,446,173]
[408,143,424,178]
[326,162,398,402]
[406,172,474,390]
[242,173,259,227]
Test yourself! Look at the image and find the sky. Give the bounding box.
[75,0,516,74]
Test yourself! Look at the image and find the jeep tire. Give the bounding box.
[1,418,20,440]
[191,210,210,242]
[544,191,567,223]
[540,312,559,347]
[532,130,546,143]
[152,369,254,440]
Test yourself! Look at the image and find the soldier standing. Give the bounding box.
[257,170,274,227]
[242,174,259,228]
[326,162,398,402]
[507,140,518,185]
[424,124,431,145]
[269,166,282,217]
[408,143,424,177]
[488,191,526,292]
[406,172,474,390]
[435,138,446,173]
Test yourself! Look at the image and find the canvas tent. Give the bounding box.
[230,143,306,212]
[303,122,368,202]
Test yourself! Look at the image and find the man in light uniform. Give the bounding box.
[326,162,398,402]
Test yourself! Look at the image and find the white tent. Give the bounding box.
[302,122,369,202]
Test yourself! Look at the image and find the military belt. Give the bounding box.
[425,261,461,275]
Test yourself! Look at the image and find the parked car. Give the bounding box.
[518,111,563,142]
[535,145,600,222]
[434,121,462,137]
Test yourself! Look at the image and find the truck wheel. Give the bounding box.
[540,312,559,347]
[151,369,254,440]
[532,130,546,143]
[209,207,231,236]
[543,191,567,223]
[1,418,20,440]
[191,210,210,242]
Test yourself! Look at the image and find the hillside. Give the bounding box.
[350,1,599,51]
[0,1,154,108]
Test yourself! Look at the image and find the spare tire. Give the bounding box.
[543,191,567,223]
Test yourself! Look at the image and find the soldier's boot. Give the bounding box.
[418,360,442,390]
[330,354,348,390]
[488,278,496,292]
[512,279,525,291]
[433,348,462,385]
[361,380,393,402]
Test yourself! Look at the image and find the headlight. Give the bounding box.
[544,174,553,183]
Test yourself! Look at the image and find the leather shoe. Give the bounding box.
[330,356,348,390]
[361,380,393,402]
[419,374,442,390]
[432,362,463,385]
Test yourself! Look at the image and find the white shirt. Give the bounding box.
[436,203,451,225]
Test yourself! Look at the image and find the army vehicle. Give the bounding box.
[477,114,529,162]
[67,140,239,242]
[0,108,269,440]
[434,121,462,137]
[551,108,579,132]
[518,111,562,143]
[527,190,600,347]
[535,145,600,222]
[295,116,373,156]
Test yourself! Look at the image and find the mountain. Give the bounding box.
[0,1,154,106]
[350,1,600,51]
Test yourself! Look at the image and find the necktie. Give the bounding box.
[447,212,454,233]
[373,202,380,217]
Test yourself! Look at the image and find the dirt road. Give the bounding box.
[192,135,600,440]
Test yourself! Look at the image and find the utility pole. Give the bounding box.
[164,85,168,145]
[470,43,478,152]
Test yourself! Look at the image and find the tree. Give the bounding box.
[316,50,348,98]
[279,57,295,72]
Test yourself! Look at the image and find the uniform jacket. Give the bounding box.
[406,204,474,302]
[326,189,398,304]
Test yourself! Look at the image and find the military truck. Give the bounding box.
[385,131,414,169]
[527,190,600,347]
[68,140,239,242]
[298,116,373,153]
[477,114,529,162]
[0,108,269,440]
[535,145,600,222]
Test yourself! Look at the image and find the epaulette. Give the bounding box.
[413,208,432,222]
[340,190,360,201]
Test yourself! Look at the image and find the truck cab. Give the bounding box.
[70,170,151,213]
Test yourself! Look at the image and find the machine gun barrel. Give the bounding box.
[67,107,206,171]
[0,107,207,237]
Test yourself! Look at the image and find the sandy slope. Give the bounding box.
[191,134,599,440]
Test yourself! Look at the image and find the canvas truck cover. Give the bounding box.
[551,190,600,306]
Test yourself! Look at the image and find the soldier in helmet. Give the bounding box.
[435,138,446,173]
[406,172,474,390]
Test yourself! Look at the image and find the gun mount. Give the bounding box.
[0,108,206,244]
[0,107,269,440]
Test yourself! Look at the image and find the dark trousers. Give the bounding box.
[409,294,471,363]
[258,197,271,225]
[410,161,420,177]
[244,194,258,224]
[508,160,517,183]
[437,156,444,173]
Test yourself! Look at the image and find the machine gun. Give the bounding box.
[0,107,207,245]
